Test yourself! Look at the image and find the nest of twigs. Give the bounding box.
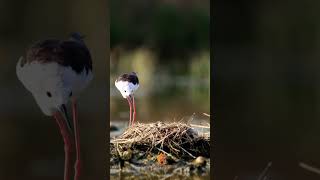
[110,122,210,160]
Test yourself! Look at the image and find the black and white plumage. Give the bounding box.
[115,72,139,126]
[16,32,92,180]
[115,72,139,98]
[16,32,93,116]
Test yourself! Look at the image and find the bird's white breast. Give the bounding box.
[16,59,92,95]
[16,57,93,115]
[115,80,139,98]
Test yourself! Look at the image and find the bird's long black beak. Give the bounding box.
[59,104,73,134]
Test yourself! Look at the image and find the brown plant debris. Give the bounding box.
[110,122,210,160]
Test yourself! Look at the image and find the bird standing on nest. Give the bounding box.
[115,72,139,126]
[16,32,93,180]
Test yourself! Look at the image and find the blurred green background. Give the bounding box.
[214,0,320,179]
[0,0,107,179]
[110,0,210,127]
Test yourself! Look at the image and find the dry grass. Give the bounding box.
[110,121,210,160]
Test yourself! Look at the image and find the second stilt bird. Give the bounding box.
[16,32,92,180]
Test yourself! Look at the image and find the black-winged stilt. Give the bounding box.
[16,32,93,180]
[115,72,139,126]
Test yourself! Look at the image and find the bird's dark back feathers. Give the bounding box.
[25,34,92,74]
[116,72,139,85]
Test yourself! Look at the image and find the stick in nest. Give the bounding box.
[299,162,320,176]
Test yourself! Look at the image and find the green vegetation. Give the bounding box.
[111,0,210,59]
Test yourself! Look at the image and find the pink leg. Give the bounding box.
[72,99,82,180]
[132,95,136,126]
[126,97,132,127]
[53,112,74,180]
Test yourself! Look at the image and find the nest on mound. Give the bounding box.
[110,122,210,160]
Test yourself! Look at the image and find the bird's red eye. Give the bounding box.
[46,91,52,97]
